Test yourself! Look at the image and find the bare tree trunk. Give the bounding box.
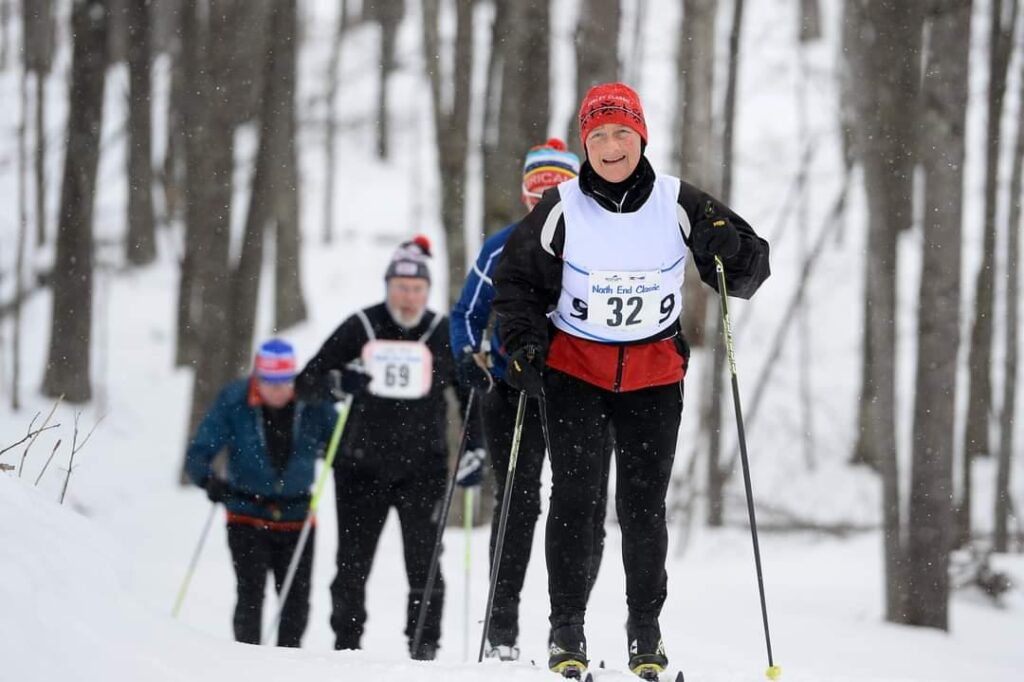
[126,0,157,266]
[161,7,185,229]
[14,66,28,410]
[184,0,241,440]
[906,0,971,631]
[677,0,718,348]
[483,0,550,234]
[799,0,822,42]
[273,0,306,332]
[566,0,620,149]
[322,0,347,245]
[422,0,474,307]
[226,0,296,375]
[370,0,403,160]
[175,0,204,367]
[34,75,47,247]
[845,0,925,623]
[704,0,745,527]
[24,0,55,247]
[1,0,10,70]
[42,0,109,404]
[995,31,1022,551]
[960,0,1019,543]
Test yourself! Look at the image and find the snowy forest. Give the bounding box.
[0,1,1022,681]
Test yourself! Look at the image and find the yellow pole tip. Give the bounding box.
[766,665,782,680]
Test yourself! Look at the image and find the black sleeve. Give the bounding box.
[431,316,457,392]
[295,314,368,402]
[492,189,565,356]
[679,180,770,300]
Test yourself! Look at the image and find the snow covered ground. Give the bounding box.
[1,0,1023,681]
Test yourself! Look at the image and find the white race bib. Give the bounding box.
[587,269,670,332]
[361,340,433,399]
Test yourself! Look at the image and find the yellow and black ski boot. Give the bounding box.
[549,624,588,679]
[627,622,668,680]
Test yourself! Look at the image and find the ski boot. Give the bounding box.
[627,621,668,680]
[409,639,438,661]
[484,642,521,662]
[548,624,588,678]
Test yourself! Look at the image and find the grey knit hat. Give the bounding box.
[384,235,432,282]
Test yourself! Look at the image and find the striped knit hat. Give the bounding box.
[254,339,297,383]
[521,138,580,205]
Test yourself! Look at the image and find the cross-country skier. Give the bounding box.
[450,138,615,662]
[493,83,771,678]
[186,338,339,647]
[295,237,468,660]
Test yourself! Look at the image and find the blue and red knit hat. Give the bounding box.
[254,339,297,384]
[521,138,580,205]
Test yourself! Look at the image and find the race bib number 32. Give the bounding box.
[587,269,669,331]
[361,340,433,399]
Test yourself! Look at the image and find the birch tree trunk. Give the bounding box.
[906,0,971,631]
[995,30,1022,551]
[959,0,1020,544]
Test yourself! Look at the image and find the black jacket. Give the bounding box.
[295,303,458,479]
[493,158,771,354]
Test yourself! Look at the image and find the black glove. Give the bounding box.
[691,215,741,259]
[456,348,494,392]
[204,477,230,504]
[505,345,545,397]
[328,367,372,399]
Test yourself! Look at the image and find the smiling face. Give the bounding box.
[584,123,642,184]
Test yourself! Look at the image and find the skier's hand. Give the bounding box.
[455,447,486,488]
[506,345,544,397]
[456,348,494,392]
[328,367,372,399]
[691,215,740,259]
[204,477,230,504]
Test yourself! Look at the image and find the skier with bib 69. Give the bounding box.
[493,83,770,678]
[295,238,469,661]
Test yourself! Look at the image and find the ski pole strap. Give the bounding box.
[310,394,353,513]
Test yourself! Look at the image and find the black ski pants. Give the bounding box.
[330,464,447,650]
[226,521,314,647]
[543,369,683,629]
[481,380,613,645]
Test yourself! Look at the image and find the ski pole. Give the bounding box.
[714,254,781,680]
[171,501,218,618]
[412,389,478,656]
[463,485,474,662]
[263,394,354,645]
[477,390,528,662]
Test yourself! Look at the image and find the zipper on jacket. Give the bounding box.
[592,187,630,213]
[613,345,626,392]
